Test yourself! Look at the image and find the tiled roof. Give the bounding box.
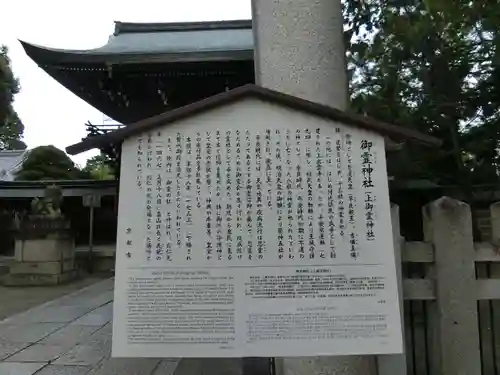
[20,20,253,64]
[0,150,29,181]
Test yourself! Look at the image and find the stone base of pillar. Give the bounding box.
[2,238,77,286]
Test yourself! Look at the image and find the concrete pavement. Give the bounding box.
[0,277,243,375]
[0,278,180,375]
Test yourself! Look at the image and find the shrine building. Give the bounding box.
[21,20,255,128]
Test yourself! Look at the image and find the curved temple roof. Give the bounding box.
[0,150,30,182]
[20,19,254,64]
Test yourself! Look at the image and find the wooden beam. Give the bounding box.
[477,279,500,300]
[475,242,500,262]
[403,279,435,300]
[401,241,500,263]
[402,242,434,263]
[402,279,500,301]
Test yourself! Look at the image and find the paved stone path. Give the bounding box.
[0,277,243,375]
[0,278,181,375]
[0,274,109,322]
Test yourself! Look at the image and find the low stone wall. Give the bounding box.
[2,237,77,286]
[75,245,115,274]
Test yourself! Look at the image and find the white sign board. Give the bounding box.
[82,194,101,208]
[112,99,403,358]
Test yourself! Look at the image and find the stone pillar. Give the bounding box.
[252,1,375,374]
[490,202,500,245]
[423,197,481,375]
[251,0,349,110]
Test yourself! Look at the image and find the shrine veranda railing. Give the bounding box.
[386,197,500,375]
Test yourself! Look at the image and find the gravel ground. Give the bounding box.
[0,274,110,321]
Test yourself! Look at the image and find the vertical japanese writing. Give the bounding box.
[205,131,213,260]
[136,137,143,188]
[276,129,284,260]
[336,129,345,238]
[346,133,357,258]
[145,134,153,261]
[245,130,253,260]
[165,136,173,261]
[325,137,336,259]
[155,134,163,171]
[185,135,193,261]
[295,129,305,259]
[155,133,164,261]
[215,202,223,261]
[175,133,182,253]
[132,125,386,266]
[265,129,273,210]
[125,227,132,259]
[165,212,172,261]
[215,131,223,261]
[285,129,294,260]
[361,139,376,242]
[225,130,233,260]
[146,134,153,170]
[305,129,315,260]
[255,132,264,259]
[165,136,173,176]
[315,128,326,259]
[195,133,202,209]
[235,130,243,260]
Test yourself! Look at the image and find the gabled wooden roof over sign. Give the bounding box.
[66,84,441,155]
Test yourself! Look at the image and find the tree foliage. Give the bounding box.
[83,153,116,180]
[343,0,500,186]
[0,46,25,150]
[15,145,90,181]
[0,46,18,124]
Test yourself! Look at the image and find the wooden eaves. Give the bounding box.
[66,84,441,155]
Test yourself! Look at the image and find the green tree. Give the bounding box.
[15,145,90,181]
[342,0,500,239]
[344,0,500,186]
[0,46,26,150]
[83,153,116,180]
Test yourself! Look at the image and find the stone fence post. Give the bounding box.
[489,203,500,370]
[423,197,481,375]
[376,204,407,374]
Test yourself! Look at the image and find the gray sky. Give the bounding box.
[1,0,251,166]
